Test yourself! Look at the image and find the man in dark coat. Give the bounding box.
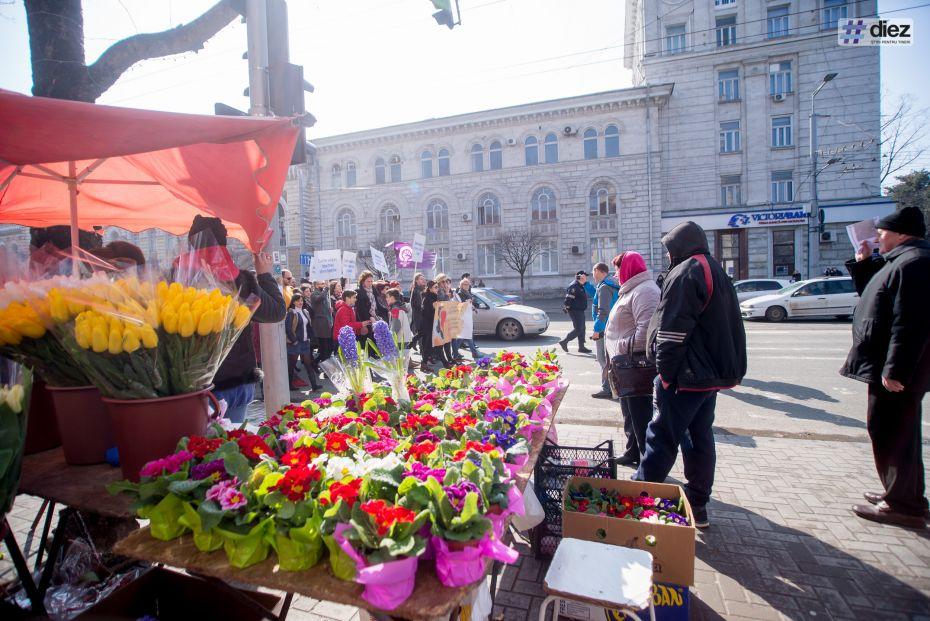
[843,206,930,528]
[634,221,747,529]
[559,270,593,354]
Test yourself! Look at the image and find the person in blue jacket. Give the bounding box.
[559,270,594,354]
[589,262,620,398]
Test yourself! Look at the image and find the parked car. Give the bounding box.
[733,278,791,303]
[471,288,549,340]
[479,288,521,304]
[739,277,858,322]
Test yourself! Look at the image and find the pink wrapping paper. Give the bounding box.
[504,453,529,479]
[495,378,514,396]
[432,534,519,588]
[333,524,419,611]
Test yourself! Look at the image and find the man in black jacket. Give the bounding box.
[843,206,930,528]
[559,270,593,354]
[634,221,747,529]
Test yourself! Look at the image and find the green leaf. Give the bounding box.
[224,451,252,483]
[198,499,224,532]
[460,492,479,523]
[167,478,204,496]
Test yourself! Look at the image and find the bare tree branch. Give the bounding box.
[880,94,930,186]
[496,229,546,295]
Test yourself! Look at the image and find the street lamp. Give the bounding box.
[808,72,838,278]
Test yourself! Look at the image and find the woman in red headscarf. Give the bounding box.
[604,251,661,466]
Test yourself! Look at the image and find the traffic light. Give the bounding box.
[266,0,312,164]
[430,0,457,29]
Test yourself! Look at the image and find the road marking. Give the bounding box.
[747,329,849,335]
[751,355,845,361]
[748,347,848,352]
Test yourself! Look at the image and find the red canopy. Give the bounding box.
[0,89,299,251]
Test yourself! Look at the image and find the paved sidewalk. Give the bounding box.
[4,424,929,620]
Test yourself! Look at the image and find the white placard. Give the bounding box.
[412,233,426,263]
[342,251,357,280]
[846,217,879,251]
[310,249,342,281]
[370,246,389,275]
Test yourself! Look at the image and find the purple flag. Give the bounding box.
[394,242,436,269]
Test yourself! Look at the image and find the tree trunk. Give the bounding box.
[25,0,90,100]
[519,271,525,299]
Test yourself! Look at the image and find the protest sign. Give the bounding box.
[432,301,469,346]
[412,233,426,263]
[370,246,389,275]
[310,249,342,281]
[342,251,357,281]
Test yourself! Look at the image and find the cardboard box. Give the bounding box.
[558,582,689,621]
[561,477,696,586]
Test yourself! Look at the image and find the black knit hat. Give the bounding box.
[876,206,926,238]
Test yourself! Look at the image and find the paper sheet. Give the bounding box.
[846,217,879,251]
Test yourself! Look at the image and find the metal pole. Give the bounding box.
[247,0,290,415]
[67,161,80,277]
[809,93,819,279]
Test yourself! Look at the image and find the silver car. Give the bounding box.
[471,288,550,341]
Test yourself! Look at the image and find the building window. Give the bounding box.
[477,192,501,226]
[524,136,539,166]
[438,148,450,176]
[720,175,742,207]
[346,162,357,187]
[544,133,558,164]
[590,237,618,265]
[476,243,499,276]
[532,187,557,221]
[769,61,792,96]
[426,199,449,231]
[717,69,740,101]
[336,208,356,249]
[665,24,686,54]
[583,128,598,160]
[389,155,402,183]
[489,141,503,170]
[379,204,401,236]
[715,0,736,5]
[421,151,433,178]
[767,5,790,38]
[772,229,795,277]
[589,183,617,217]
[716,16,736,47]
[375,157,386,184]
[716,230,746,279]
[719,121,741,153]
[331,164,342,189]
[771,115,793,147]
[771,171,794,203]
[604,125,620,158]
[535,239,559,275]
[471,144,484,173]
[432,246,449,275]
[822,0,848,29]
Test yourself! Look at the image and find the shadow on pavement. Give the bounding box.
[696,499,930,619]
[714,429,758,448]
[723,389,865,429]
[740,378,840,403]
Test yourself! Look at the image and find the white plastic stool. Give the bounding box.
[538,538,656,621]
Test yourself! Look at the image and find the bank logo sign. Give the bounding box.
[839,18,913,46]
[727,209,808,228]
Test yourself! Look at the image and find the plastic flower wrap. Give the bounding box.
[321,326,372,396]
[368,320,413,405]
[0,363,32,517]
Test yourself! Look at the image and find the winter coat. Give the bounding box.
[563,280,588,312]
[389,302,414,344]
[605,271,660,358]
[332,301,365,340]
[592,277,620,333]
[285,308,312,344]
[421,291,438,335]
[410,285,425,329]
[214,270,286,391]
[309,288,334,339]
[841,238,930,394]
[646,221,747,390]
[355,287,378,323]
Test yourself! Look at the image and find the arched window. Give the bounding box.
[589,182,617,217]
[389,155,402,183]
[477,192,501,226]
[331,164,342,189]
[524,136,538,166]
[420,151,433,179]
[489,141,502,170]
[544,133,558,164]
[438,148,451,176]
[379,204,401,236]
[470,144,484,173]
[583,128,598,160]
[375,157,386,184]
[605,125,620,158]
[532,187,557,221]
[426,199,449,231]
[336,208,357,249]
[346,162,357,187]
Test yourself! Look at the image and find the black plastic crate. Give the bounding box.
[531,438,615,557]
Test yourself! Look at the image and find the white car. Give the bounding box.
[733,279,791,303]
[739,277,858,322]
[471,288,550,340]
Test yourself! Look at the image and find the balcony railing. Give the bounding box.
[589,216,618,232]
[531,220,559,236]
[426,228,449,243]
[336,236,357,251]
[475,225,501,241]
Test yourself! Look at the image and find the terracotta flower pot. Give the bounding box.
[48,385,114,465]
[24,379,61,455]
[104,388,219,482]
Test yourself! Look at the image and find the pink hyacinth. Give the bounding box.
[139,450,194,479]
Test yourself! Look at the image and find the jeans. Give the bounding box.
[634,376,718,508]
[564,310,587,348]
[620,395,653,461]
[595,337,610,392]
[213,382,256,425]
[867,383,928,516]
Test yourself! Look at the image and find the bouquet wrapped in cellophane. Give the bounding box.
[367,320,412,405]
[0,362,32,518]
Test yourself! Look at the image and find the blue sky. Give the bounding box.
[1,0,927,169]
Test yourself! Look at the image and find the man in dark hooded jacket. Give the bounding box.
[634,221,746,528]
[842,206,930,528]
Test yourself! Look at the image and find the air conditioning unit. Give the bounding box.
[506,138,516,146]
[772,93,786,102]
[820,231,835,243]
[462,213,473,222]
[563,126,575,136]
[570,245,582,255]
[456,252,468,261]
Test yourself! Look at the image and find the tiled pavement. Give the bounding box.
[4,424,930,620]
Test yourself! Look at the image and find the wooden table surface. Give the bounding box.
[114,386,567,621]
[18,448,134,518]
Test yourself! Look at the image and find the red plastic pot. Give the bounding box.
[104,388,220,482]
[24,379,61,455]
[48,385,114,465]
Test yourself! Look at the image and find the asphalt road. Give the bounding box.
[473,310,929,442]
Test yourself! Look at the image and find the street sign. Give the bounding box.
[300,252,312,266]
